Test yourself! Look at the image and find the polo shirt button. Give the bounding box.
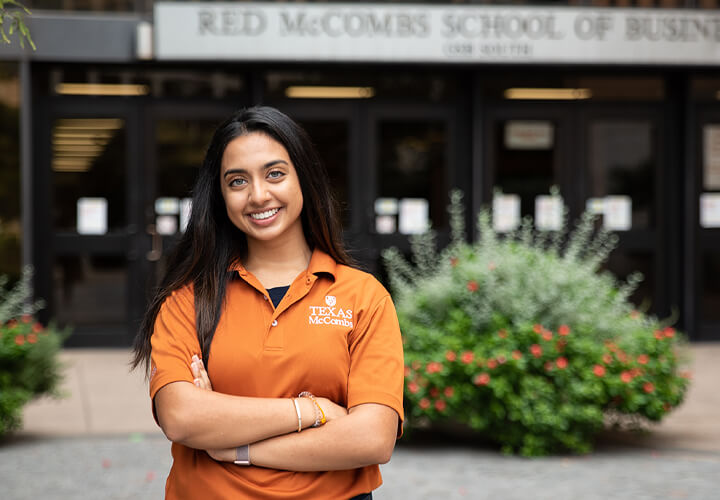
[271,320,278,327]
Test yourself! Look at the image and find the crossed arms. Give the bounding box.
[153,356,399,472]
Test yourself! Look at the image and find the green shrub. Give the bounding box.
[0,269,66,437]
[383,190,690,456]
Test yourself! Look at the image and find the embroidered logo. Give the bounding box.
[308,298,353,328]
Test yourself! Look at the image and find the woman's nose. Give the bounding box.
[249,180,271,204]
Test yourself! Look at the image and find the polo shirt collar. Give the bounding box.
[228,248,336,280]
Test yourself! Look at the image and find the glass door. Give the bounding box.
[38,100,143,346]
[693,108,720,340]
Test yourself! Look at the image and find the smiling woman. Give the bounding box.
[131,106,404,500]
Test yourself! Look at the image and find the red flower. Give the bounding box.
[512,350,523,360]
[487,359,498,370]
[555,340,567,352]
[404,365,411,377]
[602,353,613,364]
[530,344,542,358]
[616,351,629,363]
[542,331,553,341]
[496,355,507,365]
[434,399,447,412]
[27,333,38,344]
[473,373,490,386]
[498,329,508,339]
[544,361,554,371]
[637,354,649,365]
[412,360,421,370]
[663,327,675,338]
[14,335,25,346]
[32,322,44,333]
[426,362,443,374]
[6,319,17,328]
[450,257,458,267]
[558,324,570,336]
[654,330,664,340]
[444,387,454,398]
[593,365,606,377]
[643,382,655,393]
[461,351,474,364]
[620,371,633,383]
[429,387,440,398]
[467,280,479,292]
[445,351,457,362]
[556,357,568,369]
[419,398,431,410]
[21,314,32,323]
[407,382,419,394]
[533,324,543,334]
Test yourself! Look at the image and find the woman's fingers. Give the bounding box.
[191,354,213,391]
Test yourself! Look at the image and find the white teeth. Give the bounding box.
[250,208,279,220]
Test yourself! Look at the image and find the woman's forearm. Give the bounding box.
[155,381,315,449]
[247,404,399,472]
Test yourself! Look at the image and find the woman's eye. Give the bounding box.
[268,170,284,180]
[229,178,246,187]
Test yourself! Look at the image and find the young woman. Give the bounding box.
[132,106,404,499]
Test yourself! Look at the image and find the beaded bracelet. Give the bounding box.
[298,391,327,427]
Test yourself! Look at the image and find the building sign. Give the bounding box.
[155,2,720,65]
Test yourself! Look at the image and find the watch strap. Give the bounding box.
[234,445,250,466]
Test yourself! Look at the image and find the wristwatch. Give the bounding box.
[234,445,250,466]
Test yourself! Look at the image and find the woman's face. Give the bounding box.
[219,132,304,247]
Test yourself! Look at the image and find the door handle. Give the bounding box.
[146,224,163,262]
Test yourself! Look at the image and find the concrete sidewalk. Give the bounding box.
[16,343,720,452]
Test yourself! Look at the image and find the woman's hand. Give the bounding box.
[313,397,348,422]
[191,354,212,391]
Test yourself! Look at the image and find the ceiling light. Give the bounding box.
[55,83,149,96]
[504,88,592,100]
[285,86,375,99]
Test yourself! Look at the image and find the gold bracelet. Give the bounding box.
[292,398,302,432]
[298,392,327,427]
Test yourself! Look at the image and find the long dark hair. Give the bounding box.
[132,106,353,373]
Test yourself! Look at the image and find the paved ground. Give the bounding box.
[1,344,719,499]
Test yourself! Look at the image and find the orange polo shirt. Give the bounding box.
[149,249,405,499]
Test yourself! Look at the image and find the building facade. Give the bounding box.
[0,0,719,345]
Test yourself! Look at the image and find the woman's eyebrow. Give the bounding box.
[223,160,288,179]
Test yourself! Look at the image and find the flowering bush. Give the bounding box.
[0,269,65,437]
[383,191,690,456]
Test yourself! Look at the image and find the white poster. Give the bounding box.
[700,193,720,228]
[374,198,399,216]
[704,125,720,190]
[156,215,178,235]
[604,195,632,231]
[375,215,396,234]
[505,121,554,150]
[77,198,108,235]
[493,194,520,233]
[155,197,180,215]
[535,195,562,231]
[398,198,429,234]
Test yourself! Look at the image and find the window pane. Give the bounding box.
[495,120,556,218]
[0,62,20,281]
[588,121,655,230]
[52,118,126,233]
[377,121,447,229]
[702,252,720,322]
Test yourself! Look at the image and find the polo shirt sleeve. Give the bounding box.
[148,286,201,422]
[347,293,405,434]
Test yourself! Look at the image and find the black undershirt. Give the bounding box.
[267,285,290,308]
